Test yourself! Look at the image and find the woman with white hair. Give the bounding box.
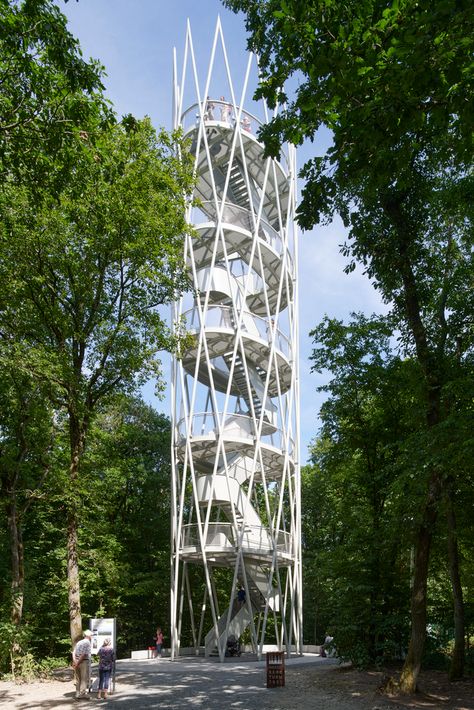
[97,638,115,700]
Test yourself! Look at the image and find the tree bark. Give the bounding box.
[398,470,442,692]
[67,411,86,647]
[445,486,465,680]
[67,507,83,646]
[7,498,24,626]
[382,195,445,693]
[381,196,443,693]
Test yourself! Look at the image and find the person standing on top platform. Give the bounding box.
[220,96,232,123]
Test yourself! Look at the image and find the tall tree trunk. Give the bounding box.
[67,508,83,645]
[445,486,465,680]
[7,498,24,626]
[382,196,445,693]
[399,469,442,693]
[67,412,86,646]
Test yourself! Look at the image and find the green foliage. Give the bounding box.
[226,0,474,683]
[0,615,69,678]
[0,618,32,678]
[36,655,71,676]
[0,117,194,410]
[0,0,195,662]
[0,0,109,192]
[14,395,174,659]
[79,396,174,654]
[301,312,473,669]
[227,0,474,355]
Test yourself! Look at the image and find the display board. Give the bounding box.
[89,618,116,654]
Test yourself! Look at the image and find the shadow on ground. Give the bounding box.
[1,656,339,710]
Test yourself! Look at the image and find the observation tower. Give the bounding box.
[170,19,302,661]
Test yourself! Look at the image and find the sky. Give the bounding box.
[58,0,386,462]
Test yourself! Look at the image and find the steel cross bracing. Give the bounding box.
[170,19,302,662]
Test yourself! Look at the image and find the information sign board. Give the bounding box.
[89,618,116,654]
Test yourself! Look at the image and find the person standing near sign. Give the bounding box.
[72,629,92,699]
[97,638,115,700]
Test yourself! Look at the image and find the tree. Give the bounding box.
[225,0,473,690]
[303,312,474,671]
[79,396,173,654]
[18,395,174,660]
[0,0,107,191]
[0,116,194,647]
[304,314,420,665]
[0,0,108,663]
[0,369,55,628]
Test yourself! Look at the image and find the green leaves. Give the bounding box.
[1,116,194,413]
[304,311,452,664]
[226,0,474,678]
[0,0,109,193]
[0,0,195,656]
[77,397,173,652]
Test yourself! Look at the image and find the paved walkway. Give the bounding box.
[1,654,338,709]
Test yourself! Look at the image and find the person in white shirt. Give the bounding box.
[72,629,92,699]
[220,96,232,123]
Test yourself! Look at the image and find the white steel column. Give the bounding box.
[171,19,302,661]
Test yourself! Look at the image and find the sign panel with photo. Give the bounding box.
[89,618,116,654]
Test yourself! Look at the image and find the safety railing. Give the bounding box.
[180,101,290,172]
[183,305,290,358]
[176,412,295,456]
[197,201,283,254]
[181,523,292,555]
[181,522,234,549]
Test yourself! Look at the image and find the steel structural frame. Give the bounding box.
[170,19,302,662]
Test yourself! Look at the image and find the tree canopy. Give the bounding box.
[0,0,108,190]
[303,312,473,670]
[0,0,195,663]
[226,0,474,691]
[1,0,473,692]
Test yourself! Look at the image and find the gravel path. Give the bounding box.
[1,655,472,710]
[0,655,343,709]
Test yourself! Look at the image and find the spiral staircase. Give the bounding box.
[170,20,302,662]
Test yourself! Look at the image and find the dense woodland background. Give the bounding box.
[0,0,473,693]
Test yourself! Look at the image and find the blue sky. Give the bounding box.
[59,0,385,462]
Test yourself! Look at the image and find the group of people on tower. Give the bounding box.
[205,96,252,131]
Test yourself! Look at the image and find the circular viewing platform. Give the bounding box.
[181,101,291,227]
[179,522,294,566]
[175,412,296,479]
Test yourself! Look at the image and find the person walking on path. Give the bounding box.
[72,629,92,700]
[97,638,115,700]
[154,626,164,659]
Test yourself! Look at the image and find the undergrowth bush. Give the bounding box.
[0,618,69,681]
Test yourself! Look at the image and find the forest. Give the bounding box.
[1,0,473,696]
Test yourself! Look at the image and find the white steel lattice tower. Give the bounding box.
[171,20,302,661]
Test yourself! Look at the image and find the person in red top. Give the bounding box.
[154,626,164,659]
